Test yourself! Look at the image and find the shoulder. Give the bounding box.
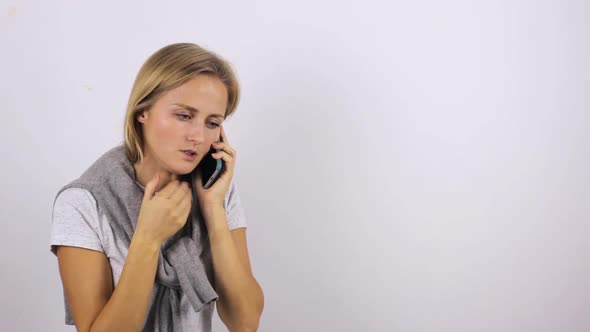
[52,187,101,235]
[224,178,248,230]
[53,144,130,198]
[224,177,241,205]
[51,188,105,255]
[54,187,98,213]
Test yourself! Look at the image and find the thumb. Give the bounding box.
[143,173,160,201]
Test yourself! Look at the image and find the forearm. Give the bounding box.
[90,235,160,332]
[206,208,264,331]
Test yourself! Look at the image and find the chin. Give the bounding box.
[176,165,197,176]
[167,153,203,176]
[162,159,192,175]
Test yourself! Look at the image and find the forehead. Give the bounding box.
[158,75,228,114]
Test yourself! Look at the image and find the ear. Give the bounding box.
[136,110,148,124]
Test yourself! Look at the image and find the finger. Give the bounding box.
[220,125,229,146]
[143,173,160,202]
[181,192,192,212]
[158,179,182,198]
[212,142,236,157]
[213,151,233,162]
[170,181,191,203]
[211,141,223,150]
[177,192,192,219]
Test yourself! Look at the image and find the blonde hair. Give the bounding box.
[123,43,240,165]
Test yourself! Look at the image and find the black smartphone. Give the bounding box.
[200,135,224,189]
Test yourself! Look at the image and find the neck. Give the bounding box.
[133,155,177,193]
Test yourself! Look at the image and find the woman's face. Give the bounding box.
[137,74,228,175]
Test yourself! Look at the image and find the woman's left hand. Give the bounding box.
[194,125,236,219]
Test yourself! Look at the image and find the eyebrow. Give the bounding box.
[172,103,225,119]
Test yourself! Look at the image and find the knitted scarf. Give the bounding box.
[53,143,218,331]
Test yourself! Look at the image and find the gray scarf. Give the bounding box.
[53,143,218,331]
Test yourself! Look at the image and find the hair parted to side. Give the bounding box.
[123,43,240,165]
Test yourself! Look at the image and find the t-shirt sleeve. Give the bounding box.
[223,178,248,230]
[50,187,104,255]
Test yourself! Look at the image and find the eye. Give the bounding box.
[176,113,191,120]
[208,122,220,128]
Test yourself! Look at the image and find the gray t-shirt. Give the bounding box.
[50,180,248,331]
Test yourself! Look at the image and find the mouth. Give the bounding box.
[180,149,197,160]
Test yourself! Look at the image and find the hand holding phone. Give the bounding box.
[200,135,224,189]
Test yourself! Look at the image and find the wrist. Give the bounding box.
[201,208,229,233]
[200,202,225,219]
[132,230,163,251]
[200,199,225,211]
[207,221,230,239]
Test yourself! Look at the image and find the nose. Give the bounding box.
[186,124,205,144]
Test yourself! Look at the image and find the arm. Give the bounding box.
[205,208,265,332]
[56,234,160,332]
[55,176,191,331]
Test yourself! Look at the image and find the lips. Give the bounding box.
[180,150,197,161]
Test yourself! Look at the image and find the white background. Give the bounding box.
[1,0,589,331]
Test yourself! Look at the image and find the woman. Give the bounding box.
[50,43,264,332]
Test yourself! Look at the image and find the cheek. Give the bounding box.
[207,130,218,144]
[208,129,219,138]
[149,118,179,143]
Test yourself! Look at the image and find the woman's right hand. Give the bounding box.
[135,173,193,246]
